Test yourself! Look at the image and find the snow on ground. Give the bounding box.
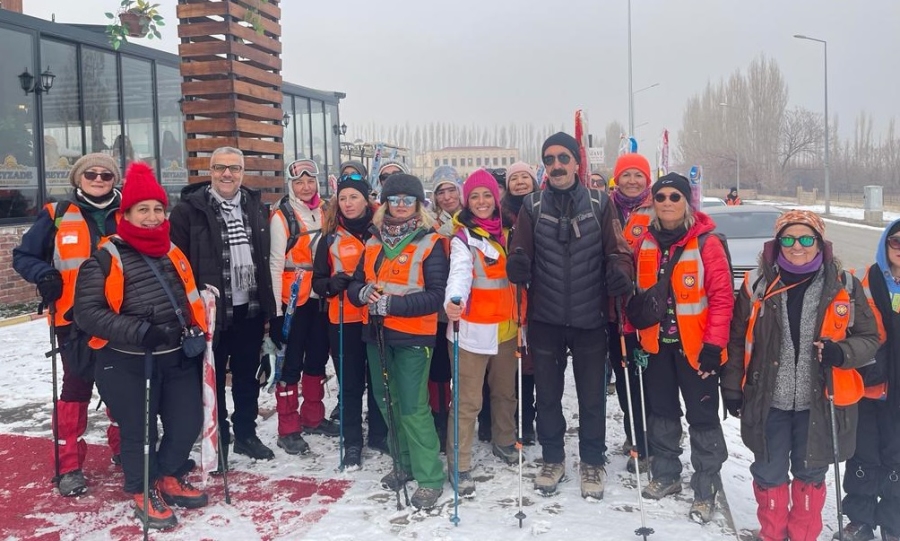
[750,199,900,223]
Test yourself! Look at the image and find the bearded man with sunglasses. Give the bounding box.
[506,132,634,499]
[169,146,277,464]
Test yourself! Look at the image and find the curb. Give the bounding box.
[0,313,41,329]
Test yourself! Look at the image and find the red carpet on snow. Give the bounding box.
[0,433,351,540]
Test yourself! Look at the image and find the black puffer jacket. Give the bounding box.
[74,237,188,354]
[169,182,275,336]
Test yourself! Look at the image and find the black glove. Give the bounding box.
[820,340,845,368]
[37,270,63,304]
[506,252,532,285]
[141,325,168,349]
[606,266,633,297]
[328,273,353,295]
[724,397,742,418]
[269,316,286,348]
[698,343,722,374]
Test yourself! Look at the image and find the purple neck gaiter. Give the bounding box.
[777,251,823,274]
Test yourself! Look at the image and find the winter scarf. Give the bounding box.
[339,206,373,241]
[209,188,256,299]
[777,251,823,275]
[380,213,422,258]
[118,219,171,258]
[612,189,651,222]
[650,223,688,249]
[75,188,121,234]
[501,193,527,228]
[456,209,506,249]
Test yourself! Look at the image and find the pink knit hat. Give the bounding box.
[506,161,536,183]
[463,169,501,211]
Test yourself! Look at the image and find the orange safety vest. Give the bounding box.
[88,237,207,349]
[636,235,723,370]
[362,231,441,336]
[44,202,121,327]
[273,206,319,307]
[622,210,651,249]
[460,232,515,325]
[852,267,889,400]
[327,228,366,325]
[726,197,742,206]
[741,268,865,406]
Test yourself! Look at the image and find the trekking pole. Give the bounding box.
[821,343,845,541]
[216,423,231,504]
[45,302,61,485]
[142,349,153,541]
[449,297,462,527]
[373,314,409,509]
[514,285,527,529]
[617,300,653,541]
[338,292,345,471]
[636,352,651,481]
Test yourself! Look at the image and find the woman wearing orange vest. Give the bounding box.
[268,159,339,457]
[609,153,654,469]
[629,173,734,523]
[725,187,742,206]
[311,173,387,469]
[347,173,448,510]
[443,170,519,497]
[722,210,880,541]
[12,153,122,497]
[74,163,209,531]
[834,220,900,541]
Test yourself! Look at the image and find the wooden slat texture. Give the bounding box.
[180,59,282,87]
[179,40,282,72]
[182,98,283,122]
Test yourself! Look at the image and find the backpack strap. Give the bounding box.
[278,196,320,254]
[841,269,855,328]
[587,188,607,231]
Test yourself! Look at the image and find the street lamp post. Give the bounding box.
[719,102,743,192]
[794,34,830,214]
[627,0,634,136]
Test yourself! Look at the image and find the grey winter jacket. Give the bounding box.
[722,240,881,467]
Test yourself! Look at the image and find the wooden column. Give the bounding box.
[0,0,24,13]
[176,0,283,199]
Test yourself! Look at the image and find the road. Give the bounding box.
[825,220,882,270]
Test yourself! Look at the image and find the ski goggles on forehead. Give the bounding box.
[778,235,817,248]
[339,172,364,182]
[887,236,900,250]
[286,159,319,180]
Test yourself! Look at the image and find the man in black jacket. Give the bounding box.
[507,132,634,499]
[169,147,276,462]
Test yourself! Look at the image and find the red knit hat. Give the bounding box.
[613,153,652,186]
[121,162,168,211]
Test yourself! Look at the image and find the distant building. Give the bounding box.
[414,146,519,184]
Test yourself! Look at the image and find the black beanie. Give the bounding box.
[337,177,372,201]
[541,132,581,164]
[652,173,692,201]
[380,173,426,204]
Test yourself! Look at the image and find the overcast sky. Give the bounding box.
[26,0,900,151]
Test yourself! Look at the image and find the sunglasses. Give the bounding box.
[654,192,683,203]
[542,153,573,166]
[286,159,319,180]
[778,235,817,248]
[83,171,115,181]
[888,236,900,251]
[211,164,244,174]
[386,195,417,207]
[340,172,364,182]
[379,171,400,182]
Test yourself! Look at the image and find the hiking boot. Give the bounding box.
[626,456,650,474]
[233,435,275,460]
[689,495,716,523]
[368,438,390,455]
[132,488,178,530]
[641,477,682,500]
[342,446,362,470]
[411,486,443,509]
[157,475,209,509]
[330,403,341,421]
[478,421,492,443]
[534,461,566,495]
[491,443,519,465]
[448,470,476,498]
[303,418,341,437]
[580,462,607,499]
[380,467,413,492]
[58,470,87,497]
[277,432,311,455]
[833,522,875,541]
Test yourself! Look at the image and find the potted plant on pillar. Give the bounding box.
[105,0,165,50]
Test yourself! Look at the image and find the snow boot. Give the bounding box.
[157,475,209,509]
[787,479,826,541]
[133,488,178,530]
[534,461,566,495]
[57,469,87,497]
[233,435,275,460]
[303,418,341,437]
[641,477,682,500]
[491,443,518,465]
[449,470,476,498]
[580,462,607,500]
[380,467,413,492]
[343,445,362,470]
[54,400,88,479]
[276,382,302,437]
[832,522,875,541]
[277,432,310,455]
[411,486,443,509]
[626,455,650,474]
[753,481,789,541]
[299,373,330,434]
[689,494,717,523]
[330,402,340,422]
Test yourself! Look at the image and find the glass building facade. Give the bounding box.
[0,10,343,224]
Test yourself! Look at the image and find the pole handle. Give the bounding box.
[451,297,461,333]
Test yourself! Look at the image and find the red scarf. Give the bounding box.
[118,219,171,257]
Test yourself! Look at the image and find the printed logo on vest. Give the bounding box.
[835,303,849,317]
[631,225,643,237]
[683,275,696,288]
[397,254,409,264]
[61,233,79,245]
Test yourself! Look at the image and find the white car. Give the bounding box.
[702,196,727,208]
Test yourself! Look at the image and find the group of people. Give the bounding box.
[12,131,899,541]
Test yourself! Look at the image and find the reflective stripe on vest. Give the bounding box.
[46,202,92,326]
[462,231,515,325]
[277,207,317,307]
[327,228,366,324]
[852,267,888,400]
[635,235,714,369]
[88,237,207,349]
[362,231,440,336]
[622,211,651,249]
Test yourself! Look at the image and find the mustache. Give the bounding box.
[549,168,567,177]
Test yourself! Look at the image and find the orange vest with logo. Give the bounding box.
[460,232,515,325]
[274,206,319,307]
[636,235,722,370]
[88,238,207,349]
[362,231,440,336]
[741,268,865,406]
[45,202,121,327]
[327,228,366,324]
[622,210,651,249]
[852,267,888,400]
